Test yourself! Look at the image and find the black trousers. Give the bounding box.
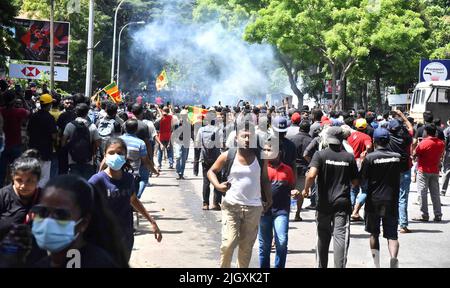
[193,148,201,176]
[202,161,222,206]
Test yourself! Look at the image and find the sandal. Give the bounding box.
[351,215,363,222]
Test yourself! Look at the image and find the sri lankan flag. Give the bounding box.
[187,106,208,124]
[103,82,122,103]
[156,70,168,91]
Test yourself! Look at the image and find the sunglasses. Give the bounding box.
[30,205,72,221]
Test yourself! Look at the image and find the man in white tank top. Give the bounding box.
[208,125,272,268]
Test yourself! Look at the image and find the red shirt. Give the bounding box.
[0,107,29,149]
[268,162,295,186]
[159,114,172,142]
[416,137,445,174]
[347,131,372,159]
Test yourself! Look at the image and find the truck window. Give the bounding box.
[437,88,450,103]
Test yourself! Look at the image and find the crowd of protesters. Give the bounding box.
[0,79,449,268]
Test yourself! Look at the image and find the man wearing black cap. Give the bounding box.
[361,127,401,268]
[300,126,358,268]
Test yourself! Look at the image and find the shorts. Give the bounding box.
[365,212,398,240]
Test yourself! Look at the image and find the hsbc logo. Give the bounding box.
[21,66,41,77]
[10,63,68,82]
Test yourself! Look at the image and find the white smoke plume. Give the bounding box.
[130,0,277,106]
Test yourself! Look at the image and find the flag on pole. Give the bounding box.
[156,69,168,91]
[103,82,122,103]
[187,106,208,124]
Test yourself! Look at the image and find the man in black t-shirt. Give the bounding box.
[301,126,358,268]
[27,94,57,188]
[361,127,401,268]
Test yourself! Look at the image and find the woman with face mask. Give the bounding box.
[32,175,128,267]
[89,137,162,262]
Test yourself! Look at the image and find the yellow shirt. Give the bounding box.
[49,108,62,122]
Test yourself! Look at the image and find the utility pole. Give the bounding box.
[111,0,125,83]
[49,0,55,92]
[84,0,95,97]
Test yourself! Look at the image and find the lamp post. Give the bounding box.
[84,0,95,97]
[110,0,126,83]
[49,0,55,91]
[117,21,144,88]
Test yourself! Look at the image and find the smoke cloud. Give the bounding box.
[130,0,277,106]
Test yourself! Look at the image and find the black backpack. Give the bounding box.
[68,121,93,164]
[200,127,221,164]
[219,147,266,202]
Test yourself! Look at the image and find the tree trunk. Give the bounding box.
[278,54,304,109]
[375,73,382,114]
[358,84,364,109]
[362,82,368,110]
[331,64,337,105]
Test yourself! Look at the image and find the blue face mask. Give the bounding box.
[105,153,126,171]
[32,217,81,253]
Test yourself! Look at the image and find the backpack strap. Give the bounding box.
[222,147,267,203]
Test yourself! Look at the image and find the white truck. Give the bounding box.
[409,80,450,123]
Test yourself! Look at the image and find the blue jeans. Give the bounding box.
[399,170,411,228]
[310,182,317,206]
[137,165,150,199]
[351,183,368,207]
[175,144,189,177]
[258,214,289,268]
[50,153,59,177]
[0,145,23,187]
[157,140,173,168]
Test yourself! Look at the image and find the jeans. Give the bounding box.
[174,143,189,177]
[399,170,411,228]
[69,163,95,180]
[0,145,23,187]
[157,140,173,168]
[50,152,59,178]
[417,172,442,218]
[316,211,350,268]
[310,182,317,207]
[202,161,222,206]
[137,165,150,199]
[351,183,368,207]
[258,214,289,268]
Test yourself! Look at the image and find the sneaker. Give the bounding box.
[176,175,182,180]
[441,191,446,196]
[399,227,412,233]
[169,166,174,169]
[390,258,399,268]
[434,216,442,222]
[412,216,429,222]
[202,204,209,210]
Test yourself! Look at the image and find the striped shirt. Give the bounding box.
[120,133,147,175]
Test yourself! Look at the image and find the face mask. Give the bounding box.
[32,217,81,253]
[105,153,126,171]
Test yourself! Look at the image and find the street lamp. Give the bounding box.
[111,0,126,83]
[117,21,145,88]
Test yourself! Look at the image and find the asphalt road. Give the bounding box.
[130,150,450,268]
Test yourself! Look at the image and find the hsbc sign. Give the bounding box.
[9,63,68,82]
